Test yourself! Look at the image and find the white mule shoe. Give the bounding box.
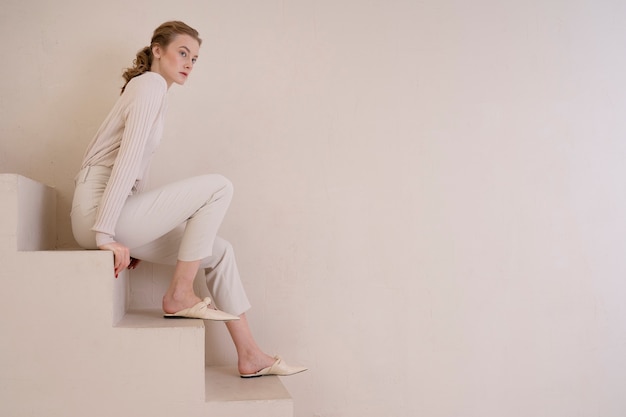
[164,297,239,321]
[240,356,308,378]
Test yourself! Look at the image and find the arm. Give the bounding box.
[92,75,166,272]
[92,75,166,245]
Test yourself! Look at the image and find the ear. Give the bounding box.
[152,44,163,59]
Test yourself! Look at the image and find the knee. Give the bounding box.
[201,237,236,271]
[221,175,234,197]
[212,237,235,259]
[201,174,233,198]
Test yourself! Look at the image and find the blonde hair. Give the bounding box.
[121,21,202,94]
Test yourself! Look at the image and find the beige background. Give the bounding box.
[2,0,626,416]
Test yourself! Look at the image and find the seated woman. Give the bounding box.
[70,20,306,379]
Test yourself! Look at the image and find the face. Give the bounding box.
[151,34,200,87]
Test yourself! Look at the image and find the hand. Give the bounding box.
[128,257,142,270]
[98,242,131,278]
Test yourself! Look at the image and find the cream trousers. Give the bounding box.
[70,165,251,315]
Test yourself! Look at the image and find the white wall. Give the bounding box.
[2,0,626,416]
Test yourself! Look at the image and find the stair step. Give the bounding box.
[1,174,294,417]
[118,311,294,408]
[205,366,293,417]
[116,308,205,329]
[205,366,292,402]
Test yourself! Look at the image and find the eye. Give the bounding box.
[180,50,187,57]
[192,58,197,64]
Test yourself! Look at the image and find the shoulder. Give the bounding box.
[123,72,167,98]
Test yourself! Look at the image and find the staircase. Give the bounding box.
[0,174,293,417]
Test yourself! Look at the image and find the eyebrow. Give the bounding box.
[179,45,199,58]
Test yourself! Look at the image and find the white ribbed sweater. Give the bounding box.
[80,71,168,246]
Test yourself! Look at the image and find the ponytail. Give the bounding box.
[121,46,152,94]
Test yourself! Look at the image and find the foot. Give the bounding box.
[238,351,277,376]
[162,292,205,314]
[164,297,239,321]
[240,355,308,378]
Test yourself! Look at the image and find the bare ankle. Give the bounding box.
[162,291,202,313]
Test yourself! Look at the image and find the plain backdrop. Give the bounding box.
[2,1,626,416]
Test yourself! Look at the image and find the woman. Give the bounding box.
[71,21,306,378]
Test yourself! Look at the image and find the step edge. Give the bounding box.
[116,308,206,329]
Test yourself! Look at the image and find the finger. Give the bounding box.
[114,249,129,275]
[115,260,128,276]
[118,251,130,274]
[113,252,123,275]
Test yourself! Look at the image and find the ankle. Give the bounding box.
[162,291,202,313]
[164,286,194,301]
[237,351,276,375]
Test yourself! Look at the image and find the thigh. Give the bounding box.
[114,175,228,249]
[131,233,229,267]
[71,167,110,249]
[128,224,185,265]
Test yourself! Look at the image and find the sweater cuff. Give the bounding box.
[95,232,116,247]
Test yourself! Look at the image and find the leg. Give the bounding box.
[132,232,304,375]
[118,174,234,313]
[162,259,202,314]
[226,314,275,375]
[132,234,248,316]
[200,238,279,374]
[115,174,234,262]
[201,239,304,376]
[200,237,251,315]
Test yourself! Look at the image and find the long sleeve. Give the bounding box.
[82,72,167,246]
